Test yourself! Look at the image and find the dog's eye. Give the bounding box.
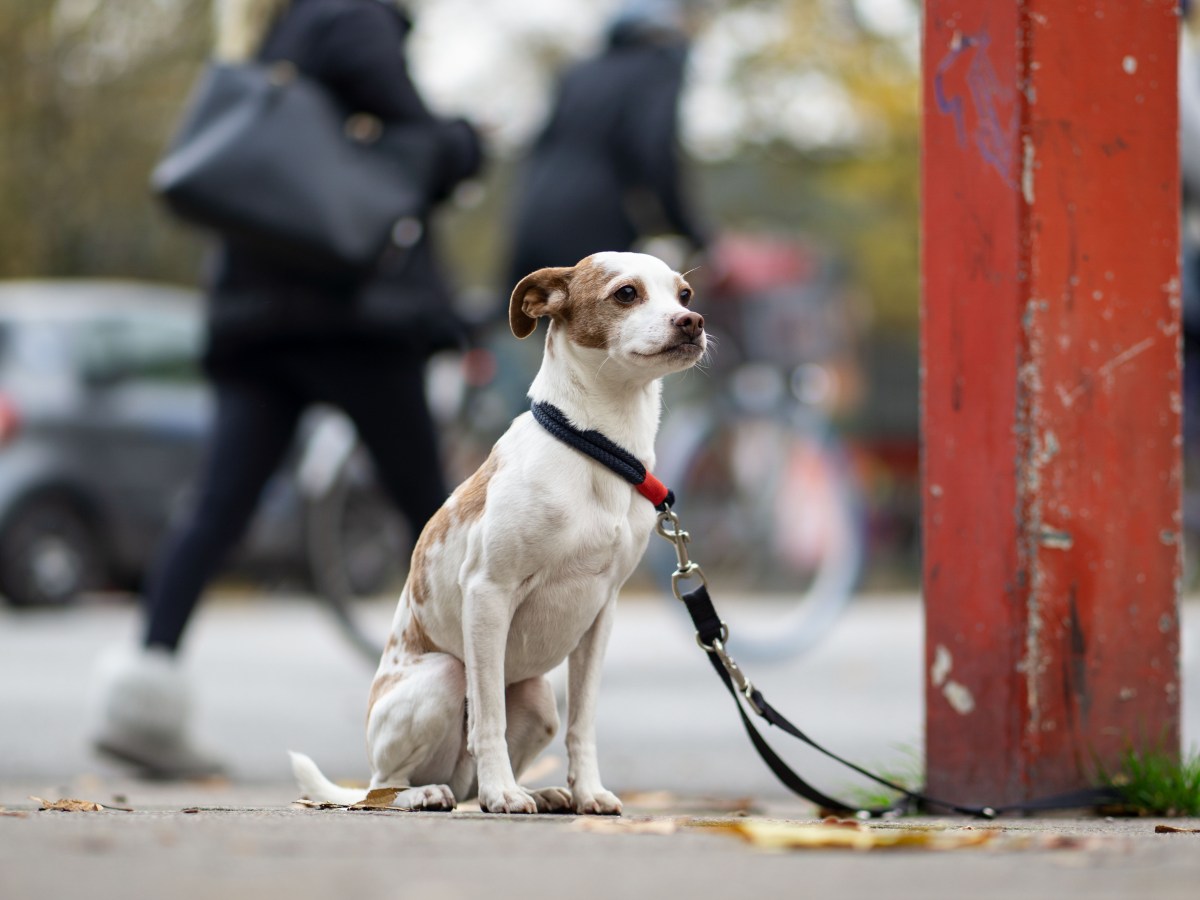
[679,288,692,306]
[614,285,638,304]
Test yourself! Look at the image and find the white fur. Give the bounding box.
[291,252,705,814]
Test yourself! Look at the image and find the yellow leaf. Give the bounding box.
[705,820,995,852]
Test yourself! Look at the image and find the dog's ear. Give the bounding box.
[509,266,573,339]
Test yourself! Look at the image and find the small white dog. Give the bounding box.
[291,251,705,814]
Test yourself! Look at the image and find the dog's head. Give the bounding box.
[509,252,706,376]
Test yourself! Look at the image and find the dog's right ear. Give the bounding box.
[509,266,573,339]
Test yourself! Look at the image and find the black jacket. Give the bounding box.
[206,0,483,361]
[506,23,707,285]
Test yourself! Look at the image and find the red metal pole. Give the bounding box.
[922,0,1182,805]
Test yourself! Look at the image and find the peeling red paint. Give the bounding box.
[923,0,1181,806]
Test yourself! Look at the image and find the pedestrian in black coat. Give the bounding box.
[506,0,709,287]
[91,0,483,779]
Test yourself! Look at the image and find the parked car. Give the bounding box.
[0,279,407,608]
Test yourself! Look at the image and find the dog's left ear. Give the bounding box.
[509,266,573,339]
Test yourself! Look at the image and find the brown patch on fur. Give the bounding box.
[407,504,450,606]
[367,671,406,717]
[559,261,639,350]
[456,451,500,524]
[383,631,399,654]
[401,613,442,655]
[406,452,499,606]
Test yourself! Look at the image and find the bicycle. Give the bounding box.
[294,407,408,660]
[299,324,512,663]
[641,234,868,662]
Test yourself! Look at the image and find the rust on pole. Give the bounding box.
[921,0,1182,805]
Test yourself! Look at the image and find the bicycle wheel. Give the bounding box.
[305,447,410,662]
[648,405,865,662]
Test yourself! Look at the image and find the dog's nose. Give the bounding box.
[674,311,705,339]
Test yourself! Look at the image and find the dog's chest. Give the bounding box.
[502,476,655,678]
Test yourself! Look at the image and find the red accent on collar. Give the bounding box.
[636,472,670,507]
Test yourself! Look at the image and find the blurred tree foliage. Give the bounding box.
[0,0,210,281]
[698,0,920,332]
[1,0,919,334]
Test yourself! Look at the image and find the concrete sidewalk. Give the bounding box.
[1,779,1198,900]
[0,591,1197,899]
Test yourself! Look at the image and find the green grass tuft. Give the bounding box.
[1099,747,1200,817]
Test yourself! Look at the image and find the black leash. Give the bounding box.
[532,401,1123,818]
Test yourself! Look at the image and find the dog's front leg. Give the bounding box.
[566,595,622,815]
[462,581,537,814]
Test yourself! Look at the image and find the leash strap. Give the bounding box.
[529,402,1122,817]
[531,401,673,510]
[682,583,983,817]
[681,581,1123,817]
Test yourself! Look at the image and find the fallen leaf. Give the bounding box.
[351,788,399,809]
[1155,825,1200,834]
[705,820,995,852]
[570,817,679,835]
[821,816,868,829]
[293,798,347,810]
[30,797,105,813]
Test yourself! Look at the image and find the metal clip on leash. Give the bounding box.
[655,508,763,715]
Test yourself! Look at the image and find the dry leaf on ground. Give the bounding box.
[1155,825,1200,834]
[293,798,348,810]
[351,788,400,809]
[705,820,995,852]
[30,797,106,813]
[293,789,403,812]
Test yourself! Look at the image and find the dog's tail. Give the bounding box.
[289,751,367,806]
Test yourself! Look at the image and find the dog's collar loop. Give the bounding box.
[530,401,674,510]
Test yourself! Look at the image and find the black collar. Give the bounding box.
[531,401,673,511]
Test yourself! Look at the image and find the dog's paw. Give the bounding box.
[573,789,623,816]
[531,786,574,814]
[394,784,456,812]
[479,784,538,815]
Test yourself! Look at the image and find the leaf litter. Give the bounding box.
[699,818,1129,853]
[292,788,403,812]
[29,797,132,813]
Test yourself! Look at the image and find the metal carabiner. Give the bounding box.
[655,508,692,573]
[670,561,708,602]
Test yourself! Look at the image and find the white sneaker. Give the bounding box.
[91,646,226,780]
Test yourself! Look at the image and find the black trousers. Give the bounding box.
[142,346,447,651]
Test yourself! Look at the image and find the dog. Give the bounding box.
[291,251,705,814]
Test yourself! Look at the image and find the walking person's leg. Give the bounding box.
[93,374,305,778]
[314,351,449,535]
